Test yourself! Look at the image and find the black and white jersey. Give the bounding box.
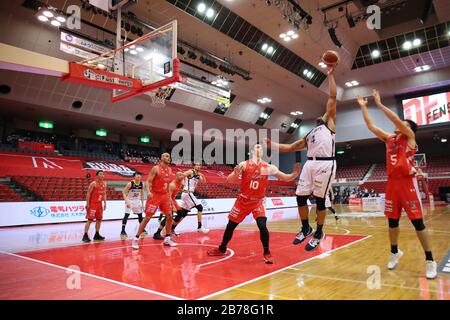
[305,124,335,158]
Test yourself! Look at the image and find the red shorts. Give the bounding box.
[228,195,265,224]
[144,192,172,217]
[86,202,103,220]
[384,177,423,220]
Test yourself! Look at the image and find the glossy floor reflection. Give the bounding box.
[3,229,366,300]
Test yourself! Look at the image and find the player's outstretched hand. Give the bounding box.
[327,66,335,76]
[372,89,382,105]
[356,96,368,108]
[263,137,271,148]
[233,165,241,175]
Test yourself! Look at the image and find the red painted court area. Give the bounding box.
[2,230,367,300]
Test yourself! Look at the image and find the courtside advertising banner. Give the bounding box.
[0,197,298,227]
[402,91,450,126]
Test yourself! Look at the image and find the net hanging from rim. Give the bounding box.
[147,86,174,108]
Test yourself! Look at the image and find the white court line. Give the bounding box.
[0,250,184,300]
[103,243,235,269]
[197,235,372,300]
[283,270,446,294]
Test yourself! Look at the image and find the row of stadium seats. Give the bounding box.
[335,164,370,181]
[362,178,450,196]
[0,181,26,202]
[11,176,123,201]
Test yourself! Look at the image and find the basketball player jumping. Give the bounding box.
[153,171,186,240]
[357,90,437,279]
[266,67,337,251]
[83,170,107,243]
[120,172,146,239]
[207,144,300,264]
[132,153,177,249]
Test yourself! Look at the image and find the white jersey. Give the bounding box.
[126,181,143,201]
[305,124,335,158]
[184,172,201,193]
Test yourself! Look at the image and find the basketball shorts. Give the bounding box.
[384,177,423,220]
[125,199,142,214]
[296,160,336,198]
[228,195,265,224]
[181,192,201,210]
[144,192,172,217]
[325,193,332,208]
[86,202,103,220]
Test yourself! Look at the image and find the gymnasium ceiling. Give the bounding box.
[0,0,450,142]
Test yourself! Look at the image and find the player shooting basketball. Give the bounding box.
[357,89,437,279]
[266,64,337,251]
[207,144,300,264]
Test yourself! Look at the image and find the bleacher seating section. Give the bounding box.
[335,164,370,181]
[0,181,25,202]
[11,176,122,201]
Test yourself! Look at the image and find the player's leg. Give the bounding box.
[171,208,189,235]
[207,197,246,256]
[385,180,403,269]
[121,205,131,238]
[92,204,105,241]
[160,196,177,247]
[83,219,93,242]
[256,214,272,264]
[132,198,156,249]
[403,178,437,279]
[293,162,314,244]
[195,204,209,233]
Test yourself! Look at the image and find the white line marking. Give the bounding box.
[197,235,372,300]
[0,250,184,300]
[103,243,235,269]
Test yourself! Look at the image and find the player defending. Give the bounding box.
[207,144,300,264]
[153,172,186,240]
[179,162,209,233]
[357,90,437,279]
[120,172,146,239]
[132,153,177,249]
[266,66,337,251]
[83,170,107,242]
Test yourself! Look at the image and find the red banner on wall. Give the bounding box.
[348,197,362,206]
[18,142,54,152]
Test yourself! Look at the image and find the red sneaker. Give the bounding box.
[263,252,273,264]
[207,247,226,256]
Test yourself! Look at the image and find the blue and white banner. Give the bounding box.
[0,197,299,227]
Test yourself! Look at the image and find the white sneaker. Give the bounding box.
[198,227,210,233]
[163,237,178,247]
[387,250,403,270]
[425,260,437,279]
[131,237,139,250]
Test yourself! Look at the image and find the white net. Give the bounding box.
[147,86,174,108]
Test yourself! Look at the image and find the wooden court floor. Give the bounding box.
[213,205,450,300]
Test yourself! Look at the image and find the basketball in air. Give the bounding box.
[322,50,340,67]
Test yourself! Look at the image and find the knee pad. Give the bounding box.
[315,197,326,211]
[388,218,399,228]
[296,195,308,207]
[256,217,268,230]
[178,208,189,218]
[411,219,426,231]
[195,204,203,212]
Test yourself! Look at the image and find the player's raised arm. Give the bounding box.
[271,163,301,182]
[146,166,159,197]
[168,181,176,202]
[226,162,245,183]
[183,169,193,178]
[103,181,107,210]
[373,89,415,139]
[357,95,390,142]
[264,137,306,153]
[199,172,206,183]
[324,67,337,123]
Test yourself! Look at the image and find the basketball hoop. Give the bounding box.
[148,86,174,108]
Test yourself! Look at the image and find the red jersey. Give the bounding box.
[152,164,173,193]
[240,159,269,199]
[90,180,106,203]
[386,134,417,178]
[170,179,183,201]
